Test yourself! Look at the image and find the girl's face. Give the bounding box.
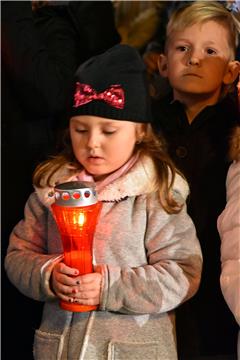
[159,20,238,103]
[70,115,145,180]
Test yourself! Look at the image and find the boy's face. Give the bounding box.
[159,20,239,103]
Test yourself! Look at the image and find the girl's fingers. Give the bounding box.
[75,289,100,299]
[75,272,102,285]
[54,282,77,296]
[56,262,79,277]
[74,282,100,293]
[55,285,99,305]
[72,296,100,306]
[56,292,76,304]
[52,266,102,304]
[55,273,79,287]
[56,289,99,305]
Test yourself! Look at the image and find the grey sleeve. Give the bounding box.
[100,197,202,315]
[4,193,61,301]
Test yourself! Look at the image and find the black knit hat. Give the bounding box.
[70,44,152,123]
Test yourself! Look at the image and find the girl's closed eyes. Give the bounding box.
[73,126,118,135]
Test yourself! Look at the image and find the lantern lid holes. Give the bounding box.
[73,192,81,199]
[84,191,91,198]
[53,181,98,207]
[54,190,93,200]
[62,192,71,201]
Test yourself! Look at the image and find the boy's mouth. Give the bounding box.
[184,72,202,78]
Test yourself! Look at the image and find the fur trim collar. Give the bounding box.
[34,156,189,208]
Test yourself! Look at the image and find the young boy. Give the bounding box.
[151,2,240,359]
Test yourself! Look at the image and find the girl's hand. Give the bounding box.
[51,262,80,302]
[72,272,102,307]
[51,262,102,306]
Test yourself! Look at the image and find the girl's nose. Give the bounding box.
[87,132,100,149]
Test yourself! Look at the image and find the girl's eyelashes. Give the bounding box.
[74,127,117,135]
[103,130,116,135]
[75,128,87,133]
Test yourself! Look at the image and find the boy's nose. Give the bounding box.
[188,56,200,66]
[187,49,201,66]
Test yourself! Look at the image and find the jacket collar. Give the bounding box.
[34,155,189,208]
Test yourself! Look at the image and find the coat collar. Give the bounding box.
[34,155,189,208]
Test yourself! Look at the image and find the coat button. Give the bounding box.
[176,146,187,158]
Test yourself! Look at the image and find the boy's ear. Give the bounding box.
[157,54,168,78]
[223,60,240,85]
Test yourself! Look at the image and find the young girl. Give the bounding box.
[5,44,202,360]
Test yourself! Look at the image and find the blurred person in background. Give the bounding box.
[1,1,119,358]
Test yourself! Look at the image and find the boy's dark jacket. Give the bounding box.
[151,93,240,357]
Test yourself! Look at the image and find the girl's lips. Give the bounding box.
[87,156,104,164]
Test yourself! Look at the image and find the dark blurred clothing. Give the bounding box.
[151,94,239,359]
[2,2,119,359]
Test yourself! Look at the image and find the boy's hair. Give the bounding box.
[33,124,184,214]
[166,1,239,60]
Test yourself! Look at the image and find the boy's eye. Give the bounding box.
[206,48,216,55]
[176,46,189,52]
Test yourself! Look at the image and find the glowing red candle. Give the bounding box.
[51,181,102,312]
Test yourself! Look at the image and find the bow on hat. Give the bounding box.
[73,82,125,109]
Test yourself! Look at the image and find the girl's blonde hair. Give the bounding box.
[166,1,239,60]
[33,124,184,214]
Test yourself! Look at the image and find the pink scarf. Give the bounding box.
[76,152,139,192]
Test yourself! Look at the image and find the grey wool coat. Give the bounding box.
[5,155,202,360]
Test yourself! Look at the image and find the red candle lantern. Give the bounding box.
[51,181,102,312]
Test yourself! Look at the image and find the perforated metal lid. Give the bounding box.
[53,181,98,207]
